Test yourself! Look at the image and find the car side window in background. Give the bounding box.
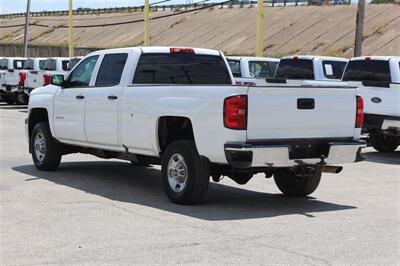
[133,53,231,84]
[67,55,99,88]
[275,59,314,80]
[62,60,70,71]
[68,58,81,70]
[13,60,26,70]
[95,53,128,86]
[322,61,347,79]
[39,60,46,70]
[342,60,391,82]
[249,61,274,78]
[227,59,241,77]
[44,59,56,71]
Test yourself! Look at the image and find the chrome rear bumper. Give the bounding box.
[225,141,366,168]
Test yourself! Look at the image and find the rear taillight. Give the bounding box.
[224,95,247,130]
[43,74,51,86]
[356,95,364,128]
[19,72,26,86]
[170,47,195,54]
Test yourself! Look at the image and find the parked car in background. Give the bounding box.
[26,46,365,205]
[41,57,72,87]
[1,57,27,104]
[22,57,47,97]
[227,56,279,85]
[342,56,400,152]
[274,55,348,81]
[0,57,7,102]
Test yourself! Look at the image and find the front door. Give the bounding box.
[53,55,99,142]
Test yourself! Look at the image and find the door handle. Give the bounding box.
[108,95,118,100]
[76,95,84,100]
[297,98,315,109]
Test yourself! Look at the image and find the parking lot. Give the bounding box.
[0,102,399,265]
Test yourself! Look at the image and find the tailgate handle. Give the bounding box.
[297,98,315,110]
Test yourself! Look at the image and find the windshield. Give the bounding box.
[227,59,241,78]
[44,59,57,71]
[248,61,277,78]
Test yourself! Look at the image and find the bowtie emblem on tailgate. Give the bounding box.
[297,98,315,110]
[371,97,381,103]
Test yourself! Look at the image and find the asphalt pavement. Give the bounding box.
[0,103,399,265]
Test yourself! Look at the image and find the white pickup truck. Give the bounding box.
[275,55,348,81]
[0,57,27,104]
[227,56,279,86]
[26,47,365,204]
[342,56,400,152]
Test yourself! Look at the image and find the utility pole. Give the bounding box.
[256,0,264,57]
[68,0,74,57]
[23,0,31,57]
[354,0,365,57]
[144,0,151,46]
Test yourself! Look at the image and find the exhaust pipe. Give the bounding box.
[321,165,343,174]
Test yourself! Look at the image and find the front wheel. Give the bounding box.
[274,168,321,196]
[30,122,62,171]
[161,140,209,205]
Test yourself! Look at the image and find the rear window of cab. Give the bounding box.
[133,53,232,85]
[275,59,314,80]
[342,60,391,82]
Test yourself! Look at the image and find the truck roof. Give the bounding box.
[88,46,222,57]
[350,56,400,61]
[280,55,348,62]
[226,56,280,62]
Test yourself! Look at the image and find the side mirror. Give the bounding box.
[51,74,65,86]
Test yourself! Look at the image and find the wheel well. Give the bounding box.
[158,116,195,154]
[29,108,49,138]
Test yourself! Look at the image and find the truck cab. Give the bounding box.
[275,55,348,81]
[41,57,72,87]
[227,56,279,86]
[342,56,400,152]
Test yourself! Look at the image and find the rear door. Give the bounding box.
[343,59,400,117]
[246,86,357,140]
[84,53,128,146]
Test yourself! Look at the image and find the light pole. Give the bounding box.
[23,0,31,57]
[354,0,365,57]
[68,0,74,57]
[144,0,151,46]
[256,0,264,57]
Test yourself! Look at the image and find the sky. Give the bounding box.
[0,0,192,14]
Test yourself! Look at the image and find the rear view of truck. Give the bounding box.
[342,56,400,152]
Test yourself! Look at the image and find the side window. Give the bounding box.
[67,55,99,88]
[95,53,128,86]
[322,61,347,79]
[62,60,70,71]
[228,60,241,77]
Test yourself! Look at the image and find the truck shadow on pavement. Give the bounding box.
[13,161,356,221]
[363,150,400,165]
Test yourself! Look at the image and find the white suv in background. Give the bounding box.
[227,56,279,86]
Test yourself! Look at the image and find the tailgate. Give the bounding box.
[246,86,357,140]
[26,71,44,88]
[5,71,19,86]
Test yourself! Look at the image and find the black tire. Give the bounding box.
[13,92,28,105]
[371,134,398,153]
[274,168,321,196]
[2,94,14,105]
[161,140,209,205]
[30,122,62,171]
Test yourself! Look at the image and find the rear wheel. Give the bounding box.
[2,94,14,105]
[161,140,209,205]
[371,134,398,153]
[30,122,62,171]
[274,168,321,196]
[13,92,28,105]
